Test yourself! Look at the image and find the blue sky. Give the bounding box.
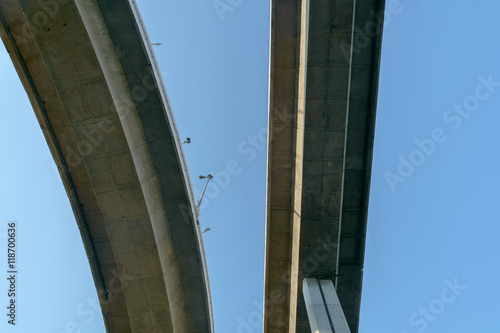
[1,0,500,332]
[361,0,500,332]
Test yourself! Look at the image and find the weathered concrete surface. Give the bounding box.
[0,0,213,332]
[265,0,385,332]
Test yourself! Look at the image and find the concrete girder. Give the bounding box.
[0,0,213,332]
[265,0,385,332]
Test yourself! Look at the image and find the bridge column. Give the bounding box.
[302,279,351,333]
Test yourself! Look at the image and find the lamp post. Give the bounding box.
[196,174,213,216]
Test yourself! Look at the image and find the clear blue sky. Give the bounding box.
[1,0,500,332]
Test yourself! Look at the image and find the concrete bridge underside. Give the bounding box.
[265,0,385,332]
[0,0,213,332]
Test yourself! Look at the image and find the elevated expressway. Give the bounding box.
[265,0,385,332]
[0,0,213,332]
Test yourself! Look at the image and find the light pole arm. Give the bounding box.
[196,174,213,215]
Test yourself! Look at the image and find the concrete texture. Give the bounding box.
[265,0,385,332]
[0,0,213,332]
[303,279,350,333]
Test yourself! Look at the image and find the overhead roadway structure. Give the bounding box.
[265,0,385,332]
[0,0,213,332]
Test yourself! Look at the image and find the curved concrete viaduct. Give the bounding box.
[265,0,385,332]
[0,0,213,332]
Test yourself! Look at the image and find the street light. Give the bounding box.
[196,174,213,215]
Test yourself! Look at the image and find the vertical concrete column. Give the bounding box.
[303,278,351,333]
